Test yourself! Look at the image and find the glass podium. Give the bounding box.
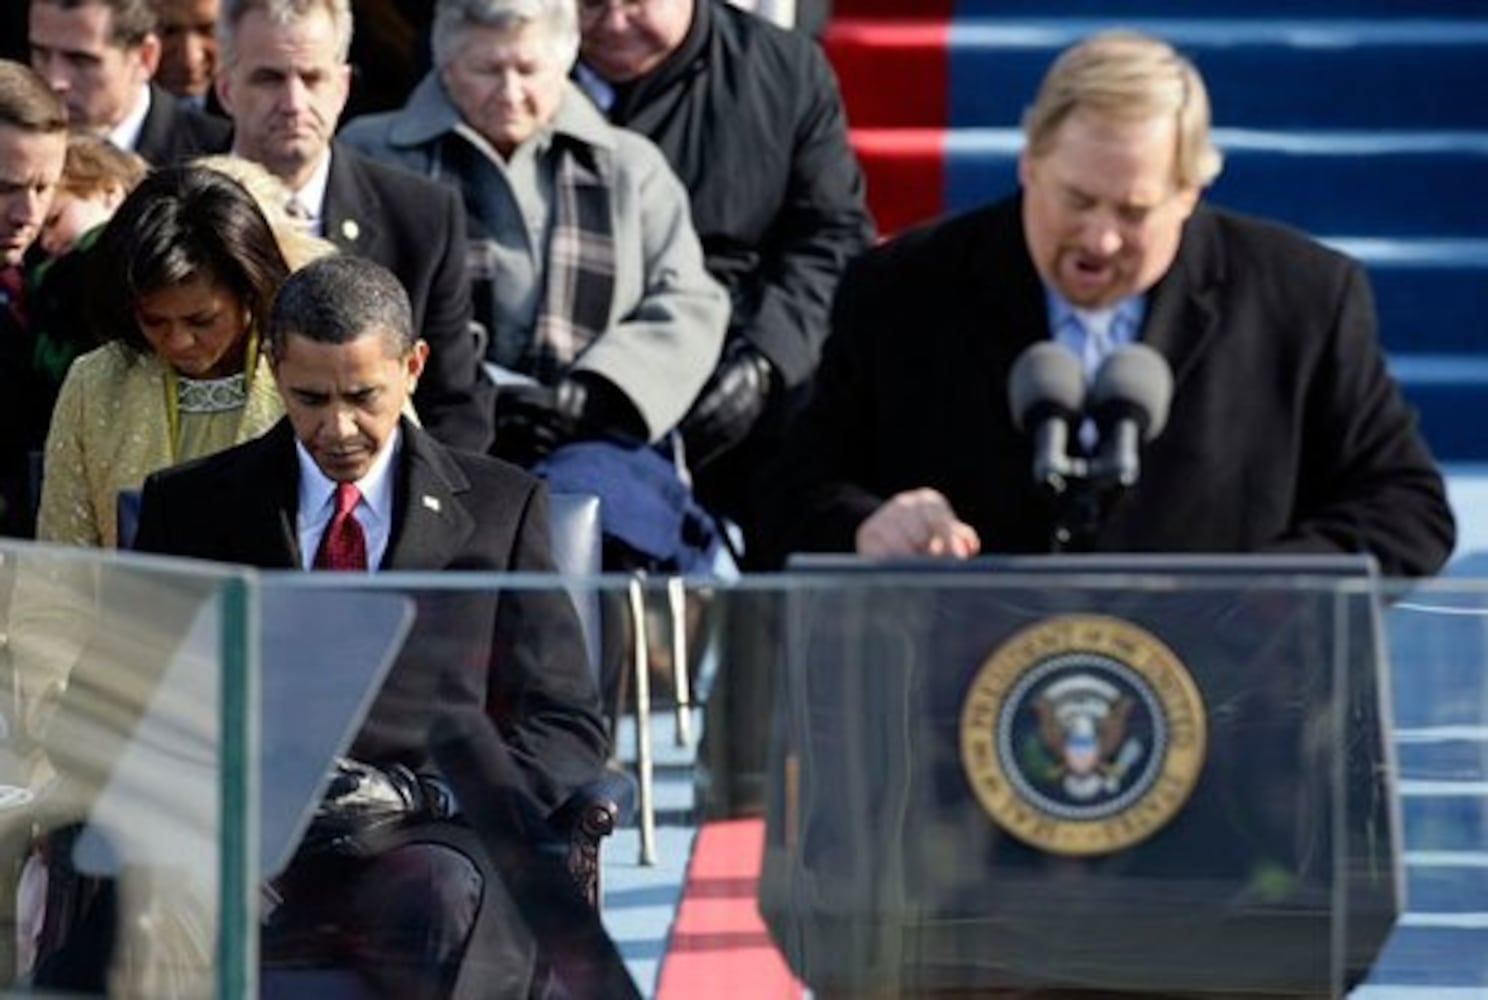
[0,539,1485,996]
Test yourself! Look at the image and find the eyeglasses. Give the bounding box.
[576,0,650,21]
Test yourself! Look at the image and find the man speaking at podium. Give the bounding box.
[763,30,1454,578]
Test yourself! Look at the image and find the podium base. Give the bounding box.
[762,861,1386,998]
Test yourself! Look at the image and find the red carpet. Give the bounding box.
[823,4,952,236]
[850,127,946,235]
[652,11,950,987]
[831,0,953,18]
[824,18,950,129]
[654,819,801,999]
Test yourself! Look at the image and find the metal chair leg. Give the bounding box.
[668,577,693,748]
[628,575,657,866]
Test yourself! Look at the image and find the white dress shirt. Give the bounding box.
[286,149,334,238]
[107,83,152,154]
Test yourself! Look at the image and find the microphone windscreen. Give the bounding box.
[1091,344,1174,440]
[1009,342,1086,430]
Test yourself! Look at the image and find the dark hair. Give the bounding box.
[89,163,292,357]
[31,0,159,49]
[0,58,68,132]
[267,254,415,357]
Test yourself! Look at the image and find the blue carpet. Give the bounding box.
[951,0,1488,16]
[947,19,1488,130]
[940,128,1488,237]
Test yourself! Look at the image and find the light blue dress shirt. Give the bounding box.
[294,427,400,570]
[1044,289,1147,449]
[1045,288,1147,384]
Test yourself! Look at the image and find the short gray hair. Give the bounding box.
[217,0,354,66]
[432,0,579,72]
[268,255,416,357]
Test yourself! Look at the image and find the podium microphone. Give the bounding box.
[1009,342,1086,493]
[1090,344,1174,488]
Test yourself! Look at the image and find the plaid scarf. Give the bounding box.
[525,138,616,384]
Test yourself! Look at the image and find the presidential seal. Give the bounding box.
[959,615,1206,856]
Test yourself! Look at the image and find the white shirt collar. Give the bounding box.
[109,83,152,154]
[293,424,401,568]
[287,148,334,236]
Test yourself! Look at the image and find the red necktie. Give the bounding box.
[0,266,25,329]
[313,482,368,571]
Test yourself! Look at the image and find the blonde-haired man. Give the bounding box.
[765,30,1454,579]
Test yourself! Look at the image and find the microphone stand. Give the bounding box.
[1023,342,1170,553]
[1049,478,1109,554]
[1043,449,1132,554]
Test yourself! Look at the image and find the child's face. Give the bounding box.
[40,189,117,256]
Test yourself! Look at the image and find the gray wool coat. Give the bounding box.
[340,75,728,441]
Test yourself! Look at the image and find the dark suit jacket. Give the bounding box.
[0,283,41,537]
[765,194,1456,578]
[133,83,232,166]
[592,0,874,544]
[134,418,605,811]
[323,144,495,453]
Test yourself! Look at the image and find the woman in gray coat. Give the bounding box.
[340,0,728,469]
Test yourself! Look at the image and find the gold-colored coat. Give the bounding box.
[37,341,284,549]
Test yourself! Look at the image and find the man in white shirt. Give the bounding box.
[214,0,495,452]
[133,254,606,996]
[28,0,228,162]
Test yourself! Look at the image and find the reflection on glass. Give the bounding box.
[0,546,1486,996]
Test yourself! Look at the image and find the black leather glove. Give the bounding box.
[680,341,775,470]
[491,378,589,467]
[304,757,458,854]
[491,374,647,466]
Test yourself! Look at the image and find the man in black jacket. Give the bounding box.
[28,0,229,163]
[576,0,874,564]
[152,0,219,109]
[0,60,68,538]
[133,255,606,996]
[215,0,495,453]
[762,31,1455,579]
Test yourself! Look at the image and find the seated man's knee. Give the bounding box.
[353,843,483,961]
